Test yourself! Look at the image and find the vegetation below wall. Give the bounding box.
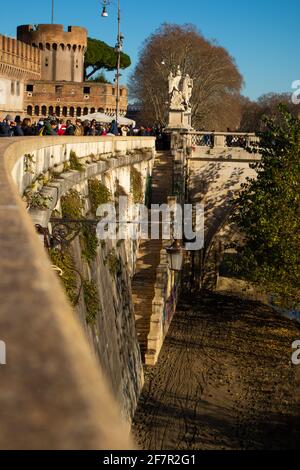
[230,108,300,309]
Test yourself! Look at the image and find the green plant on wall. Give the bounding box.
[24,153,35,174]
[106,249,122,277]
[24,189,53,209]
[49,249,79,305]
[81,225,99,264]
[61,189,83,219]
[88,178,112,215]
[69,150,85,172]
[83,280,101,325]
[130,167,143,203]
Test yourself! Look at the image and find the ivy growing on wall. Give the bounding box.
[83,280,101,326]
[69,150,85,172]
[106,248,122,277]
[81,225,99,264]
[49,249,79,305]
[88,178,112,215]
[24,189,53,209]
[130,167,143,203]
[24,153,35,174]
[61,189,83,219]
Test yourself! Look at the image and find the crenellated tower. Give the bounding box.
[17,24,87,82]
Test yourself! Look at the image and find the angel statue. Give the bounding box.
[182,74,193,110]
[168,66,185,110]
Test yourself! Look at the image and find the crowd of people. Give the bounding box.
[0,114,161,138]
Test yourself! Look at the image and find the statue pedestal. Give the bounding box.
[165,110,193,133]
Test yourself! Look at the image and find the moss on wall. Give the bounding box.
[88,178,112,215]
[83,280,101,326]
[130,167,143,203]
[61,189,83,219]
[81,225,99,264]
[49,249,79,305]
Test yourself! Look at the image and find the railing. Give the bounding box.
[190,131,260,149]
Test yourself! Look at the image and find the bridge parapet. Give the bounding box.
[188,131,260,149]
[0,135,155,449]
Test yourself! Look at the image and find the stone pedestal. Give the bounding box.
[165,110,193,133]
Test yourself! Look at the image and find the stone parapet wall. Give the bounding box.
[0,136,155,449]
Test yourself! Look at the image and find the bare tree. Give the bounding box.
[129,24,243,130]
[240,93,300,132]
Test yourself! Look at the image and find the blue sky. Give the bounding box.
[1,0,299,100]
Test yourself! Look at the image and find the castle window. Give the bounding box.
[62,107,68,117]
[83,107,89,116]
[55,85,63,95]
[26,84,34,92]
[76,107,82,117]
[69,107,75,117]
[27,105,33,116]
[48,106,54,116]
[83,86,90,95]
[34,106,39,116]
[41,105,47,116]
[11,81,15,95]
[55,106,61,117]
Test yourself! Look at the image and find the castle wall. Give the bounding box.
[24,80,128,118]
[0,34,41,117]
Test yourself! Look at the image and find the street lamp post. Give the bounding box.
[51,0,54,24]
[101,0,123,135]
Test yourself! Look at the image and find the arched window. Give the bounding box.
[27,105,33,116]
[76,107,81,117]
[46,43,50,51]
[52,43,57,51]
[16,81,20,96]
[39,43,43,50]
[34,105,39,116]
[62,106,68,117]
[98,108,104,113]
[48,106,54,116]
[10,81,15,95]
[41,105,47,116]
[60,43,65,51]
[90,107,95,114]
[55,106,61,117]
[83,107,88,116]
[69,107,75,117]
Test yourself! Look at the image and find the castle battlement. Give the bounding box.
[0,34,41,81]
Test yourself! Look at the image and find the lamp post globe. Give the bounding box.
[166,240,183,272]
